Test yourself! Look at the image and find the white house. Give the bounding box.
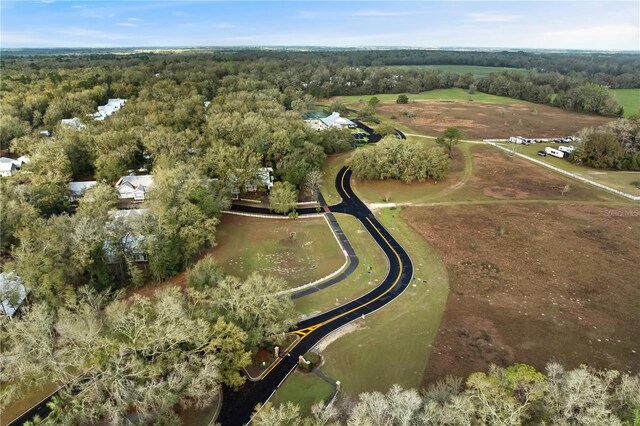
[68,181,97,202]
[0,161,16,177]
[545,147,567,159]
[320,112,356,128]
[60,117,86,131]
[244,167,274,192]
[93,98,127,121]
[0,272,28,319]
[115,175,153,201]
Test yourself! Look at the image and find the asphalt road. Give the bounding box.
[217,167,414,425]
[9,167,415,426]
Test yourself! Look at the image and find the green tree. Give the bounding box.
[188,257,223,290]
[269,181,298,214]
[396,94,409,104]
[436,127,463,157]
[368,96,380,110]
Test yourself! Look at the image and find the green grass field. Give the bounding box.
[274,371,334,415]
[319,207,449,395]
[334,87,525,105]
[381,64,526,78]
[210,215,344,289]
[294,214,388,316]
[610,89,640,117]
[496,142,640,197]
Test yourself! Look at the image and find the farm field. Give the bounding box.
[496,142,640,197]
[379,64,526,77]
[333,87,525,105]
[610,88,640,117]
[319,207,449,395]
[208,214,344,289]
[401,202,640,385]
[376,100,613,140]
[294,214,388,316]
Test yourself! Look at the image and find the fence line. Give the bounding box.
[485,141,640,201]
[222,211,325,219]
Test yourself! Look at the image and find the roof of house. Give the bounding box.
[69,181,97,196]
[0,161,16,173]
[320,112,355,127]
[93,98,127,121]
[116,175,153,191]
[0,157,26,169]
[0,272,28,318]
[60,117,85,130]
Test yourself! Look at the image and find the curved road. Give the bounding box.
[217,167,414,425]
[9,167,415,426]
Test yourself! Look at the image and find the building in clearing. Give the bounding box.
[115,175,153,201]
[0,272,28,319]
[60,117,86,131]
[320,112,356,128]
[68,181,97,202]
[93,98,127,121]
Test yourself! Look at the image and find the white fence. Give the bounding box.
[485,141,640,201]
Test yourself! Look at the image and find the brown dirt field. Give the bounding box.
[402,203,640,385]
[380,101,613,139]
[459,145,619,202]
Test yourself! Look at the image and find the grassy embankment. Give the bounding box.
[319,206,449,394]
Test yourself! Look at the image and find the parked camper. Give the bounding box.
[545,147,567,159]
[558,145,576,154]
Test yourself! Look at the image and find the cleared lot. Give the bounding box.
[404,202,640,385]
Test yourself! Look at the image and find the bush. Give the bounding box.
[397,94,409,104]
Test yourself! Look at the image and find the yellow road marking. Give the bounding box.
[261,216,404,378]
[341,167,351,199]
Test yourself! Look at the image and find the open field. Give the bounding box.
[611,89,640,117]
[444,145,624,203]
[321,152,352,206]
[274,372,333,415]
[496,142,640,197]
[377,100,613,140]
[333,87,525,106]
[294,214,388,316]
[319,207,449,395]
[401,202,640,385]
[379,65,526,78]
[208,214,344,289]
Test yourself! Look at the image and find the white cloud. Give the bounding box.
[127,17,142,22]
[116,22,137,27]
[538,24,640,50]
[467,12,521,23]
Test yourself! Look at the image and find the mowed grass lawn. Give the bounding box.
[334,87,525,105]
[496,142,640,197]
[294,214,388,316]
[274,372,334,415]
[209,214,344,289]
[610,89,640,117]
[319,207,449,395]
[380,64,526,78]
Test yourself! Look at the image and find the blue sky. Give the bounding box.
[2,1,639,50]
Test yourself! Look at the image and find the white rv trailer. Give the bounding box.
[545,147,567,159]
